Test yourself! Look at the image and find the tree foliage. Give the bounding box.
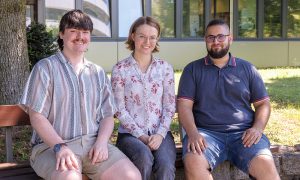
[26,23,58,70]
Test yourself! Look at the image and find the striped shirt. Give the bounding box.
[20,52,115,145]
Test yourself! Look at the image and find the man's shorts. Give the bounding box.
[182,128,273,173]
[30,134,127,179]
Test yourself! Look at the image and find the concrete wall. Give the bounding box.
[86,41,300,72]
[85,41,118,72]
[230,41,289,67]
[289,41,300,66]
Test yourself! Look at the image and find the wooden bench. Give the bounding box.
[5,105,298,179]
[0,105,41,179]
[0,105,185,179]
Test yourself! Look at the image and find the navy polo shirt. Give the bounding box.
[178,53,269,133]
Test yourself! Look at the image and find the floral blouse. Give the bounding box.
[111,55,176,138]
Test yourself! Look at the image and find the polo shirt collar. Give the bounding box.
[204,52,236,67]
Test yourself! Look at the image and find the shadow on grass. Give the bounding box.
[265,76,300,108]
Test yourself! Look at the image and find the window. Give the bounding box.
[182,0,205,37]
[152,0,175,37]
[26,5,35,27]
[40,0,300,40]
[264,0,282,38]
[211,0,230,25]
[238,0,257,38]
[83,0,111,37]
[287,0,300,38]
[26,0,37,27]
[118,0,143,37]
[45,0,75,34]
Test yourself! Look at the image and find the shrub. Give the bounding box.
[26,23,58,70]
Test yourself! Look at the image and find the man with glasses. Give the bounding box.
[177,19,280,180]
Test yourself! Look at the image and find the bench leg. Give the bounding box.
[5,126,13,162]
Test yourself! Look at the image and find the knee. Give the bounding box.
[122,167,142,180]
[249,155,280,179]
[133,148,154,166]
[153,164,175,180]
[100,158,142,180]
[51,170,81,180]
[249,155,276,170]
[154,156,176,172]
[184,153,210,171]
[183,153,213,180]
[154,163,175,177]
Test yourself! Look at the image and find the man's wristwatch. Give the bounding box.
[53,143,67,153]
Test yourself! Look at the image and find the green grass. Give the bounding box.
[1,67,299,162]
[0,126,32,162]
[259,68,300,146]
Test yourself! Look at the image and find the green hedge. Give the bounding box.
[27,23,58,70]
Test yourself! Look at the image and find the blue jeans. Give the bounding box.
[182,128,272,174]
[116,132,176,180]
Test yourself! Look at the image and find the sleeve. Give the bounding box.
[249,65,269,103]
[177,63,196,101]
[157,63,176,138]
[98,70,116,119]
[111,65,145,138]
[19,60,52,118]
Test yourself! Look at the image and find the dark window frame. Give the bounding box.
[39,0,300,41]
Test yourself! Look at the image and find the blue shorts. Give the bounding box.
[182,128,272,173]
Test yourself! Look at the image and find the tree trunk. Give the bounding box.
[0,0,29,104]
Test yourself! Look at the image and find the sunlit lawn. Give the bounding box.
[1,67,299,162]
[259,68,300,146]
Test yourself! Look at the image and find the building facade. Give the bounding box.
[26,0,300,71]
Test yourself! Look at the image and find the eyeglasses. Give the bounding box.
[205,34,230,43]
[135,34,158,43]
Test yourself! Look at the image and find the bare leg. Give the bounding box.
[249,155,280,180]
[50,170,82,180]
[184,153,213,180]
[99,158,142,180]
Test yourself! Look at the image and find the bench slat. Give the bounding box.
[0,163,40,180]
[0,105,30,127]
[0,105,30,163]
[0,173,41,180]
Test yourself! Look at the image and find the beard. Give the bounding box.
[207,44,230,59]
